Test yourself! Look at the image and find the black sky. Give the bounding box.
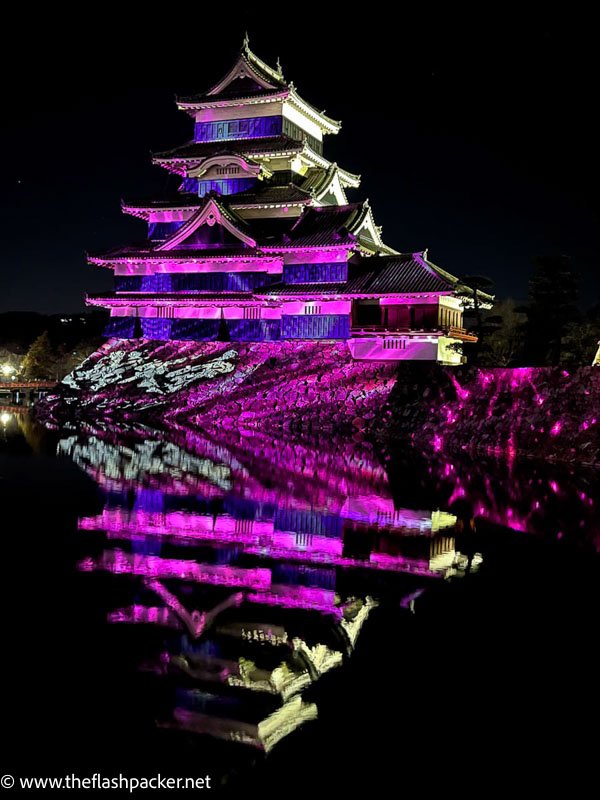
[1,11,598,313]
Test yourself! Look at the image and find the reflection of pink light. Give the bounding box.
[80,512,345,555]
[110,582,347,620]
[109,605,180,628]
[549,481,559,494]
[269,531,342,555]
[448,486,466,503]
[245,544,438,577]
[550,421,562,436]
[79,549,271,589]
[246,585,342,618]
[80,510,275,541]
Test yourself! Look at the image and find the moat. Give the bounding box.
[2,412,599,792]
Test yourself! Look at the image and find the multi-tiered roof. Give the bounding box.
[88,38,488,362]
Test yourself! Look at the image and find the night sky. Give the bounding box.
[1,13,598,313]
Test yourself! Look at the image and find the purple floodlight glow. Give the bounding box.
[245,544,438,577]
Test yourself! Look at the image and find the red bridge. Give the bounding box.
[0,381,58,390]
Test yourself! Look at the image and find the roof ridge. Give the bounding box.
[242,35,286,84]
[413,251,458,286]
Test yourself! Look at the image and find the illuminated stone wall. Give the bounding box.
[384,364,600,466]
[40,342,600,464]
[39,339,398,434]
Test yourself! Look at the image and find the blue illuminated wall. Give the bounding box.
[107,314,350,342]
[170,320,221,340]
[140,319,173,340]
[104,318,136,338]
[274,508,343,538]
[194,116,282,142]
[281,315,350,339]
[135,318,280,342]
[283,262,348,284]
[180,177,257,196]
[227,320,281,341]
[148,221,185,240]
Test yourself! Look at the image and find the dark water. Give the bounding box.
[2,411,599,793]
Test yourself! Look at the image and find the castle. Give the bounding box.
[88,37,487,364]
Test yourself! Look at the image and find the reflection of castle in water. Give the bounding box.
[60,426,465,752]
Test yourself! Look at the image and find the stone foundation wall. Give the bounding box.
[39,339,398,435]
[39,340,600,465]
[383,364,600,466]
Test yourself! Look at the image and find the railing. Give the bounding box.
[0,381,58,390]
[448,326,478,342]
[350,325,413,335]
[350,325,479,342]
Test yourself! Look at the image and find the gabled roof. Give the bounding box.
[228,183,313,207]
[260,204,363,250]
[152,136,304,171]
[348,201,398,256]
[298,164,359,205]
[175,38,341,135]
[88,247,264,265]
[302,165,361,196]
[285,84,341,135]
[155,194,255,250]
[178,36,287,106]
[257,253,457,296]
[258,202,397,254]
[122,183,314,220]
[187,153,263,180]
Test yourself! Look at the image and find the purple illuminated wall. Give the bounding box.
[170,320,222,340]
[180,178,257,196]
[141,319,173,340]
[194,116,282,142]
[226,320,281,341]
[198,178,257,197]
[115,273,279,293]
[103,318,137,338]
[281,315,350,339]
[283,263,348,284]
[148,221,185,240]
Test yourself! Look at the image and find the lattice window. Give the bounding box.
[303,305,321,315]
[157,306,174,319]
[243,307,261,319]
